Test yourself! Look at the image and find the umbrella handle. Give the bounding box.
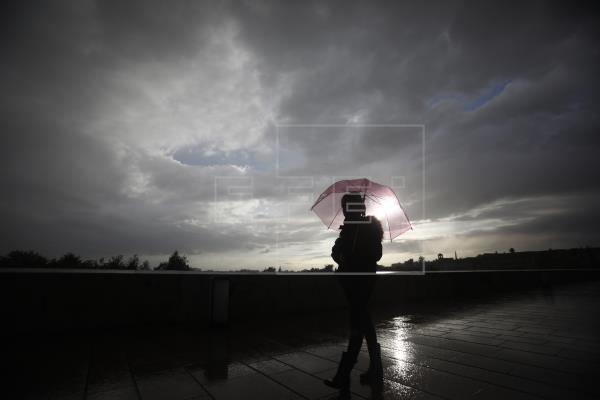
[352,191,366,253]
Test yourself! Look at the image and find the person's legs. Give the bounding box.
[324,277,363,398]
[354,275,376,347]
[346,277,365,360]
[358,277,383,394]
[324,276,374,399]
[360,307,377,347]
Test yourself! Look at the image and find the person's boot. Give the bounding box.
[359,343,383,393]
[324,351,355,398]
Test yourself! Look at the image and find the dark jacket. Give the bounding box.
[331,216,383,273]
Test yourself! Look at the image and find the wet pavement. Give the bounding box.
[7,279,600,399]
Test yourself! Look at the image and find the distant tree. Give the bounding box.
[126,254,140,270]
[0,250,48,268]
[105,255,125,269]
[437,253,444,260]
[170,251,189,270]
[509,247,515,254]
[140,260,151,270]
[81,259,97,269]
[155,262,168,270]
[323,264,334,272]
[155,251,190,271]
[278,266,282,272]
[263,266,276,273]
[418,256,425,264]
[52,253,83,269]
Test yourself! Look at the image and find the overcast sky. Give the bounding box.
[1,1,599,269]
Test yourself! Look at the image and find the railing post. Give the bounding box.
[210,277,230,326]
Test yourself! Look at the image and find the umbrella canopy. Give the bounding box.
[310,178,412,241]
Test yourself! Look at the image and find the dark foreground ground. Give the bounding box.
[5,280,600,400]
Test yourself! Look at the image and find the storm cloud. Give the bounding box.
[1,1,599,268]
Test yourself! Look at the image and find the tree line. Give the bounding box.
[0,250,191,271]
[2,247,598,272]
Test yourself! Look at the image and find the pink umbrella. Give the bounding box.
[310,178,412,241]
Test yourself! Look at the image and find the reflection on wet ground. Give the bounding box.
[6,280,600,399]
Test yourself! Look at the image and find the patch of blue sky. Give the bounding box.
[427,93,466,109]
[173,146,274,171]
[276,147,307,173]
[463,80,510,111]
[427,79,511,112]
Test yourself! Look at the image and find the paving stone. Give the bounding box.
[496,334,545,345]
[469,321,519,331]
[515,326,555,335]
[465,325,518,336]
[556,347,600,362]
[270,369,338,399]
[471,385,544,400]
[449,352,517,374]
[135,369,208,400]
[302,344,347,360]
[315,367,371,399]
[384,360,488,400]
[23,389,85,400]
[274,352,338,374]
[509,363,598,396]
[499,340,561,356]
[425,358,577,400]
[381,380,444,399]
[406,335,501,357]
[203,372,302,400]
[248,358,294,375]
[87,366,134,394]
[86,386,140,400]
[495,348,590,375]
[442,332,505,346]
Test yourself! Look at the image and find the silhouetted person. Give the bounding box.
[324,193,384,399]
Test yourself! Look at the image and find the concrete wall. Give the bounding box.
[0,269,598,336]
